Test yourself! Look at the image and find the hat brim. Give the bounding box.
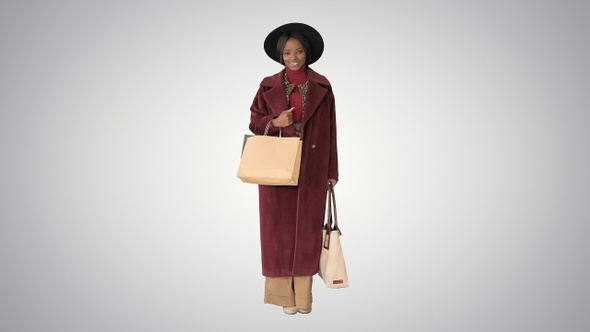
[264,23,324,65]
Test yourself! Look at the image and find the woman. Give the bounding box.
[248,23,339,315]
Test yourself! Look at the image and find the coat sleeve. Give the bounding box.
[249,85,281,136]
[328,87,339,181]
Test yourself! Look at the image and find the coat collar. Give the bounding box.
[261,67,330,133]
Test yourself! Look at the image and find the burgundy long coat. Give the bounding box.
[249,67,339,277]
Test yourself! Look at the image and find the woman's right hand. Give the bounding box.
[271,107,294,128]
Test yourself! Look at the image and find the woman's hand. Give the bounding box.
[271,107,294,128]
[328,179,338,187]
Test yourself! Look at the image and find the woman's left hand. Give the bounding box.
[328,179,338,187]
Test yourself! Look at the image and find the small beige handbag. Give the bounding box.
[319,183,349,288]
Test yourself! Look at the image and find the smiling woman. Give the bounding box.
[247,22,339,315]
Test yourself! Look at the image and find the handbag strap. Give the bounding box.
[264,120,282,137]
[323,182,341,249]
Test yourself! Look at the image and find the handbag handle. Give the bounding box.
[264,120,282,137]
[323,182,341,249]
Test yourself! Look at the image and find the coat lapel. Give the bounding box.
[303,68,328,127]
[261,70,296,136]
[262,72,287,117]
[303,81,327,127]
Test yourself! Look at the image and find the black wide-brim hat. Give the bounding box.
[264,22,324,65]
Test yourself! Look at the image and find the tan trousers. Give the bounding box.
[264,276,313,310]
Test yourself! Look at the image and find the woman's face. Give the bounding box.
[282,38,306,71]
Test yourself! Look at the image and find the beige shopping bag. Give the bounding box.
[237,126,302,186]
[319,183,349,288]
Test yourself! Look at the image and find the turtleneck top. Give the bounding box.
[285,66,307,123]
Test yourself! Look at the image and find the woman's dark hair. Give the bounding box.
[276,32,312,65]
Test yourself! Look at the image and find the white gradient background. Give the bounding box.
[1,0,589,331]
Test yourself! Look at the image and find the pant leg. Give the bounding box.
[264,276,313,310]
[293,276,313,310]
[264,277,294,307]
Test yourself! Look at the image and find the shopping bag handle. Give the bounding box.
[323,182,341,249]
[264,120,282,137]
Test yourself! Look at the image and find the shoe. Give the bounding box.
[282,306,298,315]
[298,308,312,314]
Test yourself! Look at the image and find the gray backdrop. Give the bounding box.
[1,0,589,331]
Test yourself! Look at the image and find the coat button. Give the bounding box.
[311,144,316,148]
